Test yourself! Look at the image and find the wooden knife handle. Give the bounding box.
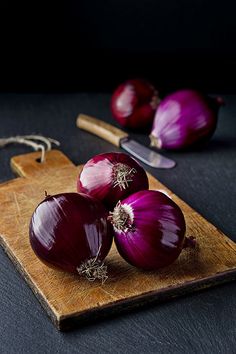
[77,114,128,147]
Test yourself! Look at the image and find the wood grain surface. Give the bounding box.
[0,149,236,330]
[77,114,128,147]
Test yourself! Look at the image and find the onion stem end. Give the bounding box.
[149,134,162,149]
[77,257,108,284]
[108,201,134,232]
[112,163,136,190]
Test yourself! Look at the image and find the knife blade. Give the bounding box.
[76,114,176,169]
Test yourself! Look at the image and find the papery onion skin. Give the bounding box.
[110,190,186,270]
[150,89,223,150]
[111,79,160,130]
[29,193,113,274]
[78,152,149,208]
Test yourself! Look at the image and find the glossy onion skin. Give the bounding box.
[113,190,186,270]
[29,193,113,273]
[78,152,149,208]
[111,79,159,130]
[150,89,221,150]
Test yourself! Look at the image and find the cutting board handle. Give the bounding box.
[11,150,74,178]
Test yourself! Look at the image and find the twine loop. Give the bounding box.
[0,135,60,162]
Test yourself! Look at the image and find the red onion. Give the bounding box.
[109,190,193,270]
[111,79,160,130]
[29,192,113,282]
[150,89,223,150]
[78,152,149,208]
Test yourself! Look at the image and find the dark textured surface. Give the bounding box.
[0,93,235,353]
[1,1,236,91]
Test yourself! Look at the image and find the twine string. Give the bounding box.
[0,135,60,163]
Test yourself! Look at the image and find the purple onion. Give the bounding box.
[78,152,149,208]
[150,89,223,150]
[30,193,113,282]
[111,79,160,130]
[109,190,192,270]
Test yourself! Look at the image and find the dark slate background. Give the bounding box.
[0,0,236,91]
[0,92,235,353]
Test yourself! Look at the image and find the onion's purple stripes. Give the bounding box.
[110,190,187,270]
[150,90,223,150]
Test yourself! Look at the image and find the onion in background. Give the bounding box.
[150,89,223,150]
[111,79,159,130]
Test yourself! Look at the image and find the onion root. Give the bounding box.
[112,163,137,190]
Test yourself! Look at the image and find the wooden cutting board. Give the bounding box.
[0,150,236,330]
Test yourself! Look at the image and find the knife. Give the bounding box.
[76,114,176,169]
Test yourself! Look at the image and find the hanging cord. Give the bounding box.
[0,135,60,163]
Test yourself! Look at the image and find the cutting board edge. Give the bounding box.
[58,268,236,331]
[0,234,59,328]
[2,226,235,331]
